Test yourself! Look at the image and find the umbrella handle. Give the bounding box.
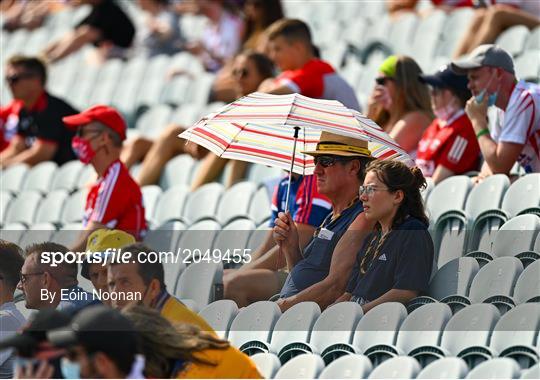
[284,127,301,213]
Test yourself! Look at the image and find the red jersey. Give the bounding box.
[0,100,24,151]
[83,160,147,239]
[416,110,480,177]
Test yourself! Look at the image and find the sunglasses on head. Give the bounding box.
[375,77,393,86]
[314,155,353,167]
[5,72,36,85]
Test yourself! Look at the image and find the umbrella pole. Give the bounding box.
[284,127,300,213]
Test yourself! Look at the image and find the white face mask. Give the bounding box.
[434,102,459,122]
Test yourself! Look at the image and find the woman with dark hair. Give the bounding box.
[122,306,262,379]
[367,55,433,156]
[335,160,434,313]
[242,0,284,53]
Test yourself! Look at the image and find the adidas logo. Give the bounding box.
[379,254,387,261]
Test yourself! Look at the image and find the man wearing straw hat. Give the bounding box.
[273,131,375,311]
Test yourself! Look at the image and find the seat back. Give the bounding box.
[22,162,58,193]
[175,262,223,308]
[228,301,281,350]
[274,354,324,379]
[501,174,540,217]
[319,354,373,379]
[465,358,521,379]
[198,299,239,339]
[493,215,540,259]
[216,181,257,225]
[469,257,523,304]
[182,183,224,225]
[34,189,69,224]
[465,174,510,222]
[368,356,421,379]
[417,357,469,379]
[153,185,189,225]
[428,257,479,300]
[4,190,42,225]
[513,259,540,304]
[427,176,472,223]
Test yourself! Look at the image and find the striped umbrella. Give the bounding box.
[179,92,413,176]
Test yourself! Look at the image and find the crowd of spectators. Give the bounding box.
[0,0,539,378]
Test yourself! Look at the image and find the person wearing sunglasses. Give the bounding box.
[0,55,78,168]
[335,160,433,314]
[0,240,26,379]
[416,65,480,184]
[272,131,375,312]
[366,55,433,155]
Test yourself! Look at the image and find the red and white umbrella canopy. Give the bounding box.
[180,92,413,175]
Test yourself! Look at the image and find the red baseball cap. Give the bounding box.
[63,104,127,141]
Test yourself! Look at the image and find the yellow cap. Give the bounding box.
[86,229,136,253]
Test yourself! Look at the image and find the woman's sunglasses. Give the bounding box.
[375,77,393,86]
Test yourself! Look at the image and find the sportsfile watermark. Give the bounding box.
[39,247,253,267]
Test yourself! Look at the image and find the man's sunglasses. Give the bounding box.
[5,72,36,85]
[314,155,354,167]
[375,77,393,86]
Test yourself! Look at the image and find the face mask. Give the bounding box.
[475,73,499,107]
[61,358,81,379]
[434,102,459,122]
[72,136,96,164]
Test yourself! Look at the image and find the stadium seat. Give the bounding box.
[428,176,472,223]
[465,174,510,252]
[187,72,215,106]
[487,303,540,369]
[274,353,325,379]
[135,55,171,110]
[216,181,257,225]
[0,223,27,245]
[246,223,271,252]
[76,164,96,189]
[421,177,434,203]
[144,220,185,255]
[182,183,224,225]
[435,6,474,58]
[34,189,69,226]
[269,302,321,363]
[174,219,221,266]
[198,299,239,339]
[250,353,281,379]
[248,185,272,226]
[448,257,523,314]
[228,301,281,353]
[515,51,540,82]
[368,356,421,379]
[465,358,521,379]
[526,26,540,51]
[21,162,58,194]
[387,13,419,55]
[416,357,469,379]
[175,262,223,308]
[468,215,540,266]
[134,104,173,139]
[50,161,84,191]
[141,185,162,224]
[88,59,124,105]
[111,57,149,122]
[212,218,256,268]
[4,190,42,226]
[0,163,29,194]
[60,189,88,224]
[521,364,540,379]
[179,299,199,313]
[169,103,204,127]
[0,191,14,226]
[246,164,284,185]
[495,25,530,57]
[407,257,479,313]
[50,223,83,247]
[409,10,447,69]
[152,185,189,226]
[161,75,191,106]
[18,223,56,249]
[159,155,196,190]
[161,254,186,295]
[513,260,540,304]
[501,174,540,218]
[318,354,373,379]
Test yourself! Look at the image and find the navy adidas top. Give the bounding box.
[346,216,434,304]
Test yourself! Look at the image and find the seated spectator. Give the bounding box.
[80,229,136,305]
[122,51,275,189]
[386,0,473,19]
[136,0,183,57]
[123,305,262,378]
[0,55,78,167]
[18,242,93,313]
[43,0,136,64]
[1,0,62,31]
[272,131,374,311]
[453,1,540,58]
[366,55,433,156]
[0,240,25,379]
[107,243,215,333]
[224,173,332,307]
[336,160,434,313]
[261,18,361,111]
[48,305,145,379]
[452,44,540,177]
[416,65,480,183]
[0,309,71,379]
[184,0,243,72]
[62,105,147,252]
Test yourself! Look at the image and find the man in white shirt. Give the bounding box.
[452,44,540,178]
[0,241,26,378]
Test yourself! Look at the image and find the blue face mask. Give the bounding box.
[61,358,81,379]
[475,89,498,107]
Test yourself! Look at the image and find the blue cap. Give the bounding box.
[419,64,471,102]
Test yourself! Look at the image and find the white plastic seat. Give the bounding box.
[21,162,58,193]
[492,215,540,264]
[18,223,56,249]
[368,356,421,379]
[515,51,540,82]
[76,164,96,189]
[318,354,372,379]
[427,176,472,223]
[169,103,204,127]
[88,59,124,105]
[466,357,521,379]
[250,353,281,379]
[198,299,239,339]
[34,189,69,225]
[159,154,196,190]
[521,364,540,379]
[274,353,324,379]
[4,190,42,226]
[175,262,223,308]
[495,25,530,57]
[501,174,540,218]
[212,218,256,268]
[246,223,271,252]
[182,183,224,225]
[152,185,189,225]
[60,189,88,224]
[0,164,29,193]
[134,104,173,139]
[246,164,284,184]
[50,223,83,247]
[50,161,84,191]
[143,220,186,255]
[216,181,257,225]
[248,185,272,225]
[513,260,540,304]
[417,357,469,379]
[0,190,14,225]
[0,222,28,245]
[135,54,171,110]
[187,72,215,106]
[228,301,281,352]
[175,219,221,266]
[141,185,162,223]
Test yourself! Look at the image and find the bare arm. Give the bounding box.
[477,138,523,175]
[1,140,57,168]
[431,165,455,185]
[389,112,431,153]
[70,221,107,253]
[44,25,101,63]
[360,289,418,314]
[0,135,26,168]
[277,213,374,311]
